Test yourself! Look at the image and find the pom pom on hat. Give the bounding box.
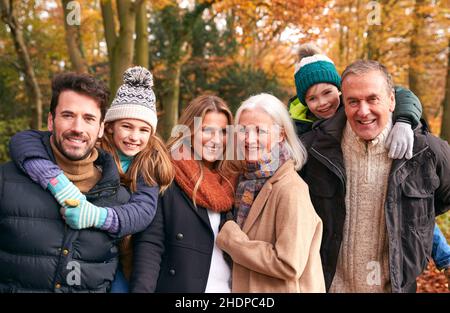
[105,66,157,134]
[123,66,154,88]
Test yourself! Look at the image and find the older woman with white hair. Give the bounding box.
[216,93,325,293]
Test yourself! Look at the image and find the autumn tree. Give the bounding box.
[149,1,214,138]
[407,0,448,131]
[177,8,284,113]
[441,39,450,142]
[329,0,448,134]
[100,0,149,95]
[0,0,43,129]
[135,0,149,67]
[220,0,328,88]
[61,0,88,73]
[408,0,429,123]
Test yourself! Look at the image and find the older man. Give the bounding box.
[0,73,130,292]
[301,60,450,293]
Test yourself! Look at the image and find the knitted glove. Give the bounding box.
[47,173,86,207]
[62,198,108,229]
[385,121,414,160]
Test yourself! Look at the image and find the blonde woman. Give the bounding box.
[217,93,325,292]
[130,95,237,293]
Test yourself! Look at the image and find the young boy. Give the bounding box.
[290,43,421,160]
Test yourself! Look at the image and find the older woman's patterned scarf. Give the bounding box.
[235,143,290,227]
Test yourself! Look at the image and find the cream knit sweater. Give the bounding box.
[329,118,393,293]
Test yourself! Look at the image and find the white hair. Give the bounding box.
[235,93,307,170]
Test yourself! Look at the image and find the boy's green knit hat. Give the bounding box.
[294,54,341,106]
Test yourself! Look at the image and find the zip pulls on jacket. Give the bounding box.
[389,146,429,178]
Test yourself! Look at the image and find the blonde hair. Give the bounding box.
[235,93,307,170]
[100,122,174,193]
[167,95,235,208]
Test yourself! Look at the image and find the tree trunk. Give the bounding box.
[157,1,213,138]
[100,0,116,59]
[161,64,182,140]
[111,0,138,95]
[408,0,428,123]
[337,5,346,69]
[135,0,149,68]
[0,0,42,129]
[62,0,88,73]
[355,0,366,59]
[366,27,380,60]
[101,0,143,96]
[441,40,450,142]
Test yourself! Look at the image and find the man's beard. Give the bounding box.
[51,129,95,161]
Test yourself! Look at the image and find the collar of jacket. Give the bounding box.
[41,131,121,196]
[241,159,295,233]
[289,96,317,123]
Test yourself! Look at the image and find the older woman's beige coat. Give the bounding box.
[216,160,325,293]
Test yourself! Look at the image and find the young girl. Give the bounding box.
[8,66,174,292]
[130,95,236,293]
[290,43,422,160]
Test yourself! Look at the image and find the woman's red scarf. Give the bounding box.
[172,159,237,212]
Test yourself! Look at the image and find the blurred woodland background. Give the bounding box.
[0,0,449,291]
